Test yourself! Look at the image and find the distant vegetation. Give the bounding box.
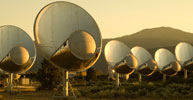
[36,60,62,89]
[73,71,193,99]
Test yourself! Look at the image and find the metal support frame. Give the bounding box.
[125,74,129,80]
[116,73,120,88]
[163,74,166,81]
[138,73,142,82]
[8,73,13,94]
[52,70,77,100]
[184,69,188,79]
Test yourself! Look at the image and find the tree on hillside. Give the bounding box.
[36,59,62,89]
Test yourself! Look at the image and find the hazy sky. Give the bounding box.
[0,0,193,40]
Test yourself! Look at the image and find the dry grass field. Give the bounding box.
[2,72,193,100]
[1,90,53,100]
[0,89,193,100]
[0,90,120,100]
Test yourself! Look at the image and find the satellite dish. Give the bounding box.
[175,42,193,71]
[155,48,181,76]
[34,1,102,98]
[104,40,138,87]
[0,25,36,93]
[131,46,157,76]
[0,25,36,74]
[114,54,138,74]
[34,1,101,72]
[104,40,138,75]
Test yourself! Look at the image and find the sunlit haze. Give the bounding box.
[0,0,193,40]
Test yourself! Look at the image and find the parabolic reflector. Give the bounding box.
[104,40,137,74]
[131,46,157,76]
[0,25,36,73]
[104,40,131,67]
[175,42,193,71]
[155,48,181,76]
[34,1,102,72]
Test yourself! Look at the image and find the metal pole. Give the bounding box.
[116,73,119,87]
[184,69,188,79]
[63,70,68,97]
[9,73,13,94]
[163,74,166,81]
[125,74,129,80]
[138,73,142,82]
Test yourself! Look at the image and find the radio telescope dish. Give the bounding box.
[131,46,157,76]
[104,40,138,75]
[175,42,193,71]
[104,40,138,87]
[155,48,181,76]
[34,1,102,98]
[0,25,36,93]
[0,25,36,74]
[34,1,101,72]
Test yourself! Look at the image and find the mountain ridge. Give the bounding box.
[105,27,193,49]
[94,26,193,73]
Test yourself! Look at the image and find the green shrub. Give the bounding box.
[86,68,97,81]
[36,60,62,89]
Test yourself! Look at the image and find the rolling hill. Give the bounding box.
[93,27,193,73]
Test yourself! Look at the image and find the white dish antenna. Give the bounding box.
[34,1,102,98]
[34,1,102,72]
[175,42,193,71]
[104,40,137,75]
[0,25,36,74]
[155,48,181,76]
[131,46,157,76]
